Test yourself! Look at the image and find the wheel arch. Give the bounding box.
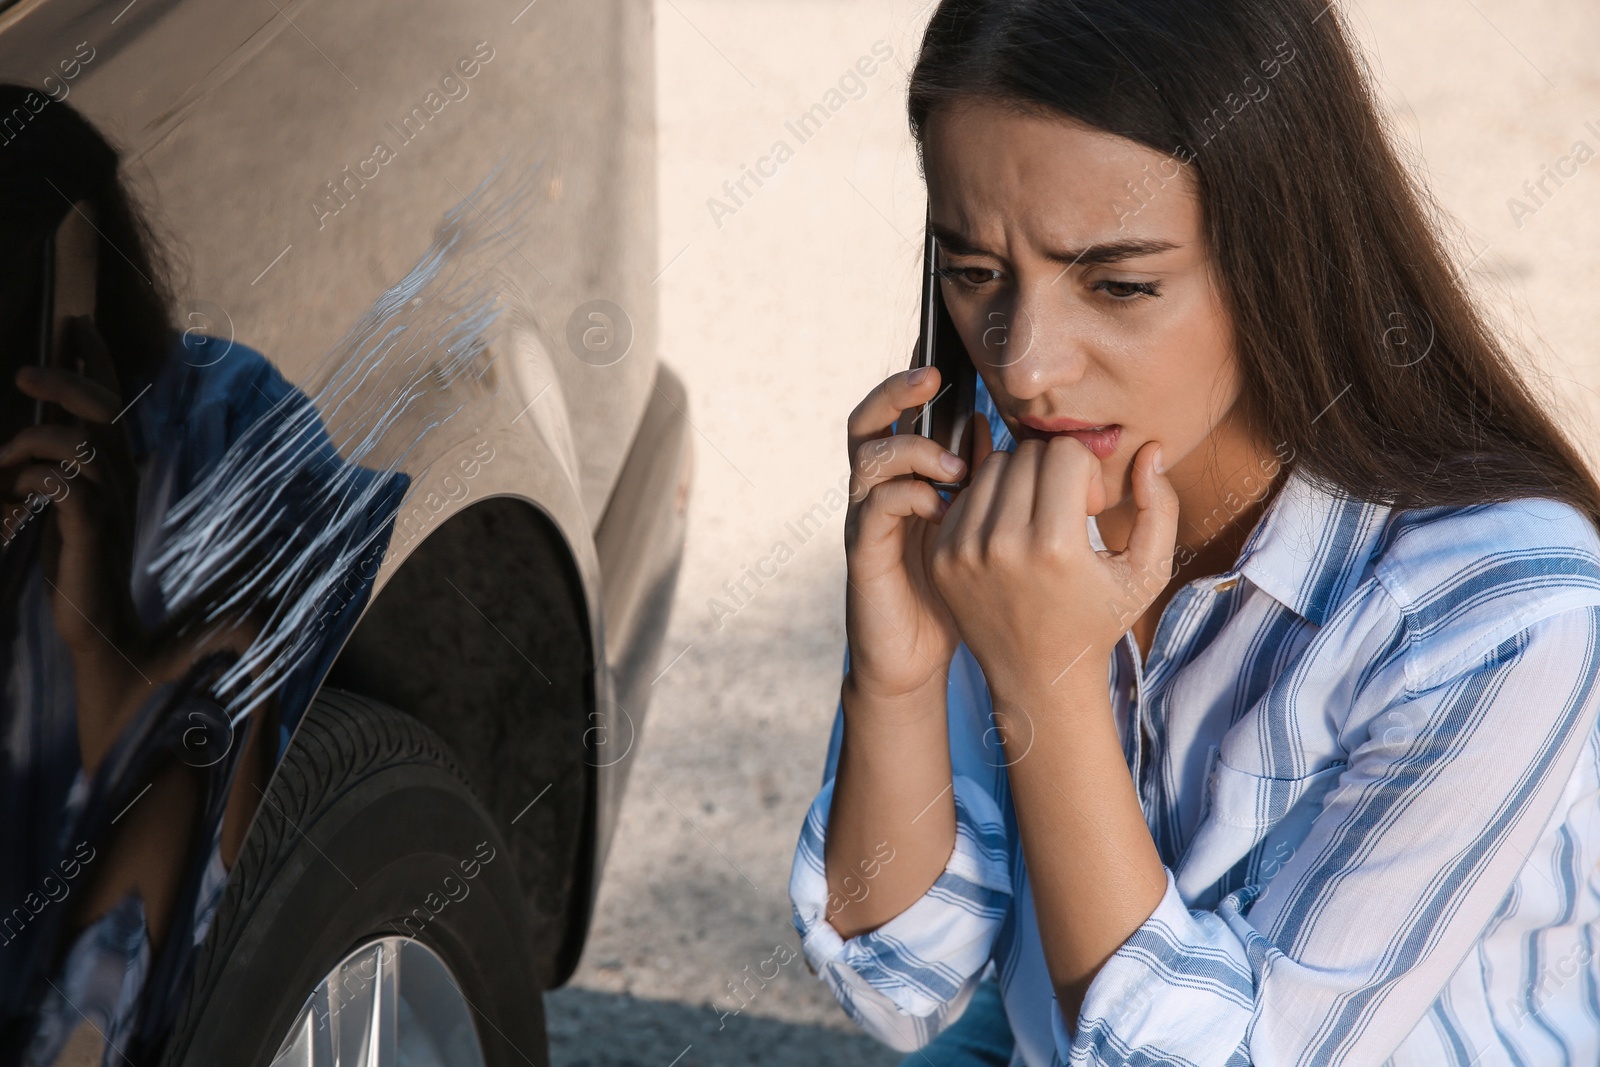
[323,495,598,987]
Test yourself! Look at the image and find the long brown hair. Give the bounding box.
[908,0,1600,528]
[0,84,173,394]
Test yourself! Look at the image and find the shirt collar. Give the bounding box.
[1232,464,1393,626]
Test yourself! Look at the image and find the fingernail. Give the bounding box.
[1153,447,1165,475]
[940,452,965,476]
[908,366,930,384]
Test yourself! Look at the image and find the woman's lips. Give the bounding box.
[1015,418,1124,461]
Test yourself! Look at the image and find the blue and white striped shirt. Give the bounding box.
[789,384,1600,1065]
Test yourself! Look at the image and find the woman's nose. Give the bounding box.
[988,291,1085,401]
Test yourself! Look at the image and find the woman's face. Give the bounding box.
[922,99,1251,513]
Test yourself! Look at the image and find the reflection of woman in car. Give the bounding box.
[790,2,1600,1064]
[0,88,403,1064]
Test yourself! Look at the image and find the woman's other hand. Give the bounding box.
[930,435,1179,702]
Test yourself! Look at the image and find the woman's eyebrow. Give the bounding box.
[1045,238,1180,267]
[930,224,1180,267]
[930,223,991,257]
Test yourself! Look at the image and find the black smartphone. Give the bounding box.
[32,202,98,424]
[910,211,977,492]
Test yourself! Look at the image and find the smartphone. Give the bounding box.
[33,201,99,424]
[910,210,977,492]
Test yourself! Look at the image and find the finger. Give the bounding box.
[850,432,967,500]
[9,373,140,504]
[0,482,53,539]
[935,444,1009,558]
[5,458,116,524]
[1032,435,1101,552]
[847,366,943,458]
[850,479,951,559]
[1119,441,1180,583]
[981,437,1042,548]
[35,474,92,544]
[6,463,83,509]
[15,366,121,424]
[0,426,108,484]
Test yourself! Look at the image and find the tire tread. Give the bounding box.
[166,690,481,1059]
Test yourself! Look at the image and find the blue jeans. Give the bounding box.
[897,973,1014,1067]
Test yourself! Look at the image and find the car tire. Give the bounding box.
[161,689,547,1067]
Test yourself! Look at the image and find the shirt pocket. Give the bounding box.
[1176,757,1345,902]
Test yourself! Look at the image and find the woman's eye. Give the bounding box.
[1095,279,1161,301]
[937,266,1002,290]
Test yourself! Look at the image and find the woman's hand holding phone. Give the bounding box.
[843,362,992,704]
[827,360,993,941]
[0,318,153,774]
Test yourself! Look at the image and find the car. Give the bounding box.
[0,1,687,1064]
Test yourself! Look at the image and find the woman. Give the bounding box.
[787,1,1600,1064]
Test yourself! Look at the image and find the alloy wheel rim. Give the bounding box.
[269,936,486,1067]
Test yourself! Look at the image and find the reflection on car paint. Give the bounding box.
[0,83,542,1066]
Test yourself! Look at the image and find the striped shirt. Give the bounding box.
[789,381,1600,1065]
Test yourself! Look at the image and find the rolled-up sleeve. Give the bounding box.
[789,771,1012,1051]
[1058,604,1600,1065]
